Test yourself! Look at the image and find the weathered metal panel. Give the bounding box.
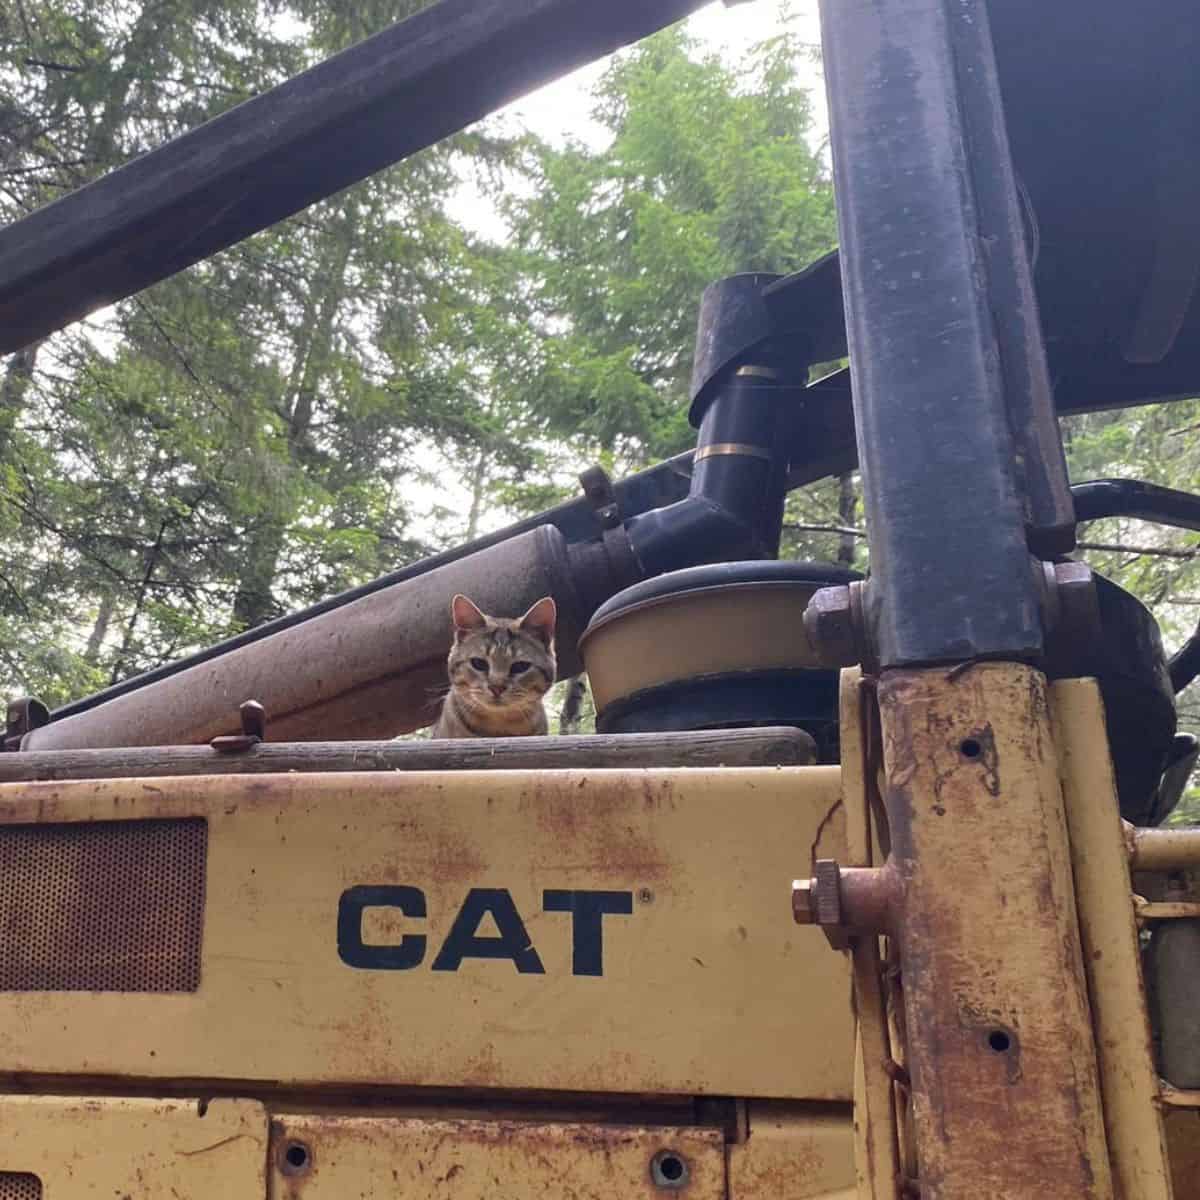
[268,1115,724,1199]
[0,767,852,1099]
[1164,1110,1200,1199]
[0,1097,266,1196]
[726,1103,855,1199]
[878,664,1114,1197]
[1052,678,1175,1200]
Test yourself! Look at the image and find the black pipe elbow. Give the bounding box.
[626,367,792,576]
[624,494,770,578]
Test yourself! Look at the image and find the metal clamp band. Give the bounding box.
[693,442,775,463]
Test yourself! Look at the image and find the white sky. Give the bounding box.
[503,0,823,144]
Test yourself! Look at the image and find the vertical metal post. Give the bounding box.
[819,0,1047,668]
[816,0,1115,1194]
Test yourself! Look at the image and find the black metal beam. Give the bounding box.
[0,0,704,354]
[817,0,1045,667]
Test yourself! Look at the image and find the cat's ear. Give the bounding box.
[451,594,488,640]
[518,596,556,647]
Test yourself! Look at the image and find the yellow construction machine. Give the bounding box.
[0,0,1197,1196]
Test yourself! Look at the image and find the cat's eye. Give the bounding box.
[509,661,531,676]
[469,657,488,671]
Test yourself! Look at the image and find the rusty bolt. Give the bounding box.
[211,699,267,753]
[803,585,861,668]
[240,699,266,740]
[793,860,855,951]
[813,860,845,928]
[792,877,816,924]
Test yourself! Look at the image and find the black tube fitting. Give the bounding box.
[625,367,793,576]
[1072,479,1200,532]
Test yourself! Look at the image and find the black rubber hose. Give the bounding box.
[1072,479,1200,531]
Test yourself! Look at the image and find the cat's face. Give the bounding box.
[446,594,556,717]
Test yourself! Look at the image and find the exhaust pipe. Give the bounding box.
[22,526,635,749]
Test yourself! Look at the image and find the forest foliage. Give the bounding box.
[1,1,1197,816]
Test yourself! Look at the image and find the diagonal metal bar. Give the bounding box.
[0,0,704,354]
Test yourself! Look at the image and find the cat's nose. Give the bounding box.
[488,682,505,697]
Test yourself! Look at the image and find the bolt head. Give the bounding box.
[803,586,860,668]
[1049,560,1102,653]
[792,878,816,924]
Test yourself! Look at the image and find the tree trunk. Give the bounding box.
[232,214,355,629]
[464,444,490,541]
[84,593,115,664]
[559,676,587,735]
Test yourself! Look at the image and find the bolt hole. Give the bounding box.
[959,737,983,760]
[281,1141,311,1175]
[987,1029,1011,1053]
[650,1149,689,1188]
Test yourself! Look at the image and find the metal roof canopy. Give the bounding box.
[2,0,1199,416]
[0,0,707,354]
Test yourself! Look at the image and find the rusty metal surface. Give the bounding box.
[0,1096,265,1195]
[802,587,861,670]
[23,526,592,749]
[1164,1110,1200,1198]
[1128,824,1200,872]
[0,1176,40,1200]
[1162,1087,1200,1110]
[0,817,206,993]
[726,1102,855,1199]
[0,727,818,783]
[878,664,1114,1198]
[1052,678,1174,1200]
[1137,898,1200,921]
[794,863,894,944]
[838,669,902,1200]
[268,1114,724,1200]
[0,767,852,1099]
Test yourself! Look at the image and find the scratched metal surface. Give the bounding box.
[0,768,851,1099]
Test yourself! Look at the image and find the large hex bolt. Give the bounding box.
[792,859,850,951]
[1040,559,1102,675]
[1051,560,1101,644]
[803,585,861,668]
[793,860,894,953]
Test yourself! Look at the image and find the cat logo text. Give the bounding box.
[337,886,634,977]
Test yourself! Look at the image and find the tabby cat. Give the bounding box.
[431,593,557,738]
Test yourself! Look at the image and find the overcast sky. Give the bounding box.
[447,0,826,240]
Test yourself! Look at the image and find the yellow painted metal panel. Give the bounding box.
[1052,679,1175,1200]
[0,1096,266,1196]
[727,1102,856,1198]
[876,665,1114,1197]
[1164,1110,1200,1200]
[0,767,851,1099]
[268,1114,724,1199]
